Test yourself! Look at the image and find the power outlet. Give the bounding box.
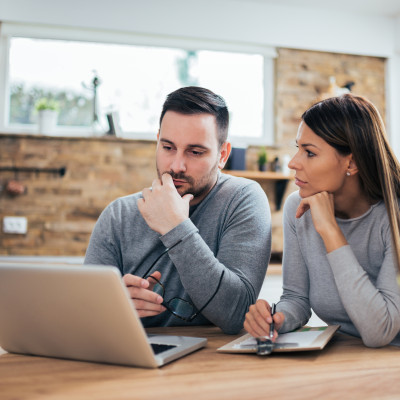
[3,216,28,234]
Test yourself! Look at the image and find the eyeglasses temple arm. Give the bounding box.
[190,269,225,320]
[141,239,182,278]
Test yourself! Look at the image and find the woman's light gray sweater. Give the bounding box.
[277,191,400,347]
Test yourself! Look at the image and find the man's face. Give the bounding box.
[156,111,230,205]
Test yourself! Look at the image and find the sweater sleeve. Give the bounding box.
[84,201,123,270]
[327,244,400,347]
[276,193,312,333]
[160,181,271,334]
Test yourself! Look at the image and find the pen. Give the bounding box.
[269,303,276,339]
[255,302,276,355]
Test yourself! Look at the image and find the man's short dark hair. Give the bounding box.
[159,86,229,147]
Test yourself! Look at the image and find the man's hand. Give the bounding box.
[122,271,166,317]
[137,173,193,235]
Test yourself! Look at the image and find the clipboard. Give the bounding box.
[217,325,340,354]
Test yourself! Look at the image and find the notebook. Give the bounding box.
[0,262,207,368]
[218,325,340,354]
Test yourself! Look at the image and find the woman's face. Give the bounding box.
[289,121,352,198]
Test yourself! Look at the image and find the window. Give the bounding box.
[0,23,276,145]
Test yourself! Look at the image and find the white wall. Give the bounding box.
[0,0,396,57]
[1,0,400,152]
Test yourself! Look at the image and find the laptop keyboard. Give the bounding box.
[150,343,177,355]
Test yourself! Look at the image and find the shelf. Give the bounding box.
[223,170,294,180]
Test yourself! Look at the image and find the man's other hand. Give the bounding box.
[122,271,166,317]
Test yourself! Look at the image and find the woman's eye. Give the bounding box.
[306,150,315,157]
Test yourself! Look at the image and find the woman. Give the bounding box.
[244,94,400,347]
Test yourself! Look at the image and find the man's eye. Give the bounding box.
[163,146,172,151]
[191,150,204,156]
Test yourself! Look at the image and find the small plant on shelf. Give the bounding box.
[34,98,60,135]
[257,147,267,171]
[35,98,60,112]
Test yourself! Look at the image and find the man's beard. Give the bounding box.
[156,163,219,201]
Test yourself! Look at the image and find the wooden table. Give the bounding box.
[1,326,399,400]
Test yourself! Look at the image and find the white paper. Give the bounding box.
[234,328,327,349]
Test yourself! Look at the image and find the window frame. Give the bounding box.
[0,22,276,145]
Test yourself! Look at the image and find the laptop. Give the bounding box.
[0,262,207,368]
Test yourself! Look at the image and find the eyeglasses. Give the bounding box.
[142,244,224,322]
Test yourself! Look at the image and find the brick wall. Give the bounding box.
[275,48,386,147]
[0,48,387,256]
[0,135,156,255]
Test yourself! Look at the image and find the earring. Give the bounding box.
[346,171,351,176]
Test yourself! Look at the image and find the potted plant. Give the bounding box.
[257,147,268,171]
[35,98,59,135]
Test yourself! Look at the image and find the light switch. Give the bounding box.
[3,216,28,234]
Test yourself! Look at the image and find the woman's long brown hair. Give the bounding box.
[302,94,400,272]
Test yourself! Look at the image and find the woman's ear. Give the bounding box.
[347,154,359,176]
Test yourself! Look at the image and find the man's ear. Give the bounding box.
[157,130,160,141]
[218,142,232,170]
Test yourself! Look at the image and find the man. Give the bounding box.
[85,86,271,334]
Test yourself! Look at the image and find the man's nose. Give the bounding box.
[170,153,187,173]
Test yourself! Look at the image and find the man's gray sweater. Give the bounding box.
[85,172,271,334]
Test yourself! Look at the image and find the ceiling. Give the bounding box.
[233,0,400,18]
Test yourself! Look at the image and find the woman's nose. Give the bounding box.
[288,153,299,170]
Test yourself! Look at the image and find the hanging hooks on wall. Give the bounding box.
[0,166,66,196]
[0,166,66,177]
